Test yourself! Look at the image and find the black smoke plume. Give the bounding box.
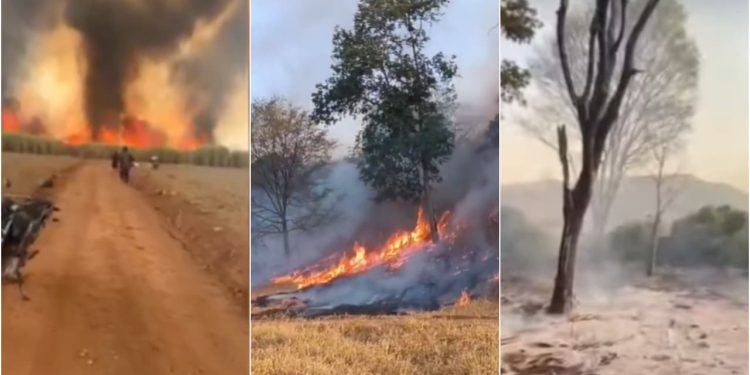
[2,0,248,142]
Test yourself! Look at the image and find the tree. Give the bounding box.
[646,141,685,276]
[520,0,698,239]
[500,0,542,104]
[251,97,337,255]
[547,0,662,314]
[311,0,457,242]
[661,206,748,268]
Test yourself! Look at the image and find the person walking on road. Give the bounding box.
[118,146,135,183]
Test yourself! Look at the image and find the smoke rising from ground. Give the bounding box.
[2,0,248,148]
[251,161,374,284]
[501,196,749,307]
[252,126,500,311]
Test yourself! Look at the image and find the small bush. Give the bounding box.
[609,205,749,269]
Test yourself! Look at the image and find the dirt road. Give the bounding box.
[2,163,249,375]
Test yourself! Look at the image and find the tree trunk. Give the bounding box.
[646,211,660,277]
[548,183,591,314]
[549,126,595,314]
[424,195,439,243]
[647,170,663,277]
[420,161,439,243]
[282,217,290,256]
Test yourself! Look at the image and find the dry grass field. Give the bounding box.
[2,152,81,196]
[252,300,499,375]
[132,163,250,307]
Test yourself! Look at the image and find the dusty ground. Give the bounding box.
[2,153,80,196]
[501,272,748,375]
[132,163,250,308]
[2,156,249,375]
[252,300,499,375]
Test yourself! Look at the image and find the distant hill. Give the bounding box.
[502,175,748,232]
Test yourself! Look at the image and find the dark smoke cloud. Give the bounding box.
[1,0,61,95]
[173,0,248,142]
[2,0,248,141]
[63,0,225,136]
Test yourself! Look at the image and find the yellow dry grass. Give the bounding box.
[251,300,498,375]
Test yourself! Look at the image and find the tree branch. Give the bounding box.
[581,16,598,105]
[556,0,580,111]
[557,125,571,194]
[613,0,627,50]
[599,0,661,140]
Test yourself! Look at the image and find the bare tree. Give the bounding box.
[520,0,698,239]
[251,97,337,255]
[646,135,686,276]
[547,0,662,314]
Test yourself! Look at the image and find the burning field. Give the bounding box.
[2,0,248,151]
[251,142,500,373]
[251,209,499,375]
[253,206,498,318]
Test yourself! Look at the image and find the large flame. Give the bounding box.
[4,1,246,151]
[272,207,455,289]
[2,110,20,133]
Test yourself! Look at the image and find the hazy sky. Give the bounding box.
[252,0,499,158]
[502,0,749,191]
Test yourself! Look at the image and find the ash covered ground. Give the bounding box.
[501,267,748,374]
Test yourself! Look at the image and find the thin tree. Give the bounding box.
[520,0,698,239]
[547,0,662,314]
[311,0,457,242]
[646,140,685,276]
[251,97,337,255]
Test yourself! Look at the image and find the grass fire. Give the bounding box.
[251,0,499,373]
[271,207,455,290]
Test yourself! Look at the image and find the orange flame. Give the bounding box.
[272,207,454,289]
[2,110,20,132]
[457,290,471,306]
[60,117,203,150]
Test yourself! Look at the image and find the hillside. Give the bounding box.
[502,175,748,232]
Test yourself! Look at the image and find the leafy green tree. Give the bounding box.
[500,0,542,104]
[612,205,749,269]
[311,0,457,240]
[609,221,651,263]
[501,206,554,274]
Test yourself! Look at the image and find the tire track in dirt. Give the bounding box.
[2,162,248,375]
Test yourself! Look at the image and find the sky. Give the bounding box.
[501,0,749,192]
[251,0,499,158]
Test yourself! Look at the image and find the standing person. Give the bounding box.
[118,146,135,183]
[150,155,159,170]
[111,150,119,170]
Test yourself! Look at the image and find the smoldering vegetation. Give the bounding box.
[252,122,499,313]
[2,0,248,143]
[501,196,749,375]
[501,199,749,304]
